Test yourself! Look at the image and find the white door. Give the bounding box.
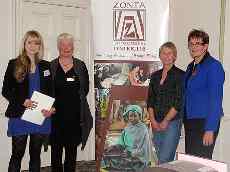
[15,0,94,169]
[16,1,89,61]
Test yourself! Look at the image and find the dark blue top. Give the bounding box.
[184,52,225,131]
[7,65,51,136]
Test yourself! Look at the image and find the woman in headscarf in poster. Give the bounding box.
[101,104,157,171]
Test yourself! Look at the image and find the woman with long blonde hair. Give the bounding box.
[2,30,54,172]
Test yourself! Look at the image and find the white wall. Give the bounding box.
[0,0,13,112]
[169,0,220,70]
[223,0,230,116]
[0,1,14,172]
[0,1,13,83]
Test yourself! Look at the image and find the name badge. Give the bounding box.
[67,77,75,82]
[43,70,50,77]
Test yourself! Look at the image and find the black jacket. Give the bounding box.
[2,59,53,118]
[50,57,93,150]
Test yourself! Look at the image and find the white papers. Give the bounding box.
[21,91,55,125]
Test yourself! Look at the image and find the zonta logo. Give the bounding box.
[113,9,146,41]
[113,1,146,9]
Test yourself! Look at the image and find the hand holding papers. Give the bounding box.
[21,91,55,125]
[41,107,56,118]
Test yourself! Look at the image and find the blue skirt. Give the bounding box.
[7,117,51,136]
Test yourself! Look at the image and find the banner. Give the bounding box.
[92,0,169,61]
[92,0,170,170]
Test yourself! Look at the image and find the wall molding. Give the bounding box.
[22,0,90,9]
[219,0,226,63]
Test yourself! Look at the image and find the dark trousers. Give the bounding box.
[184,119,219,159]
[51,143,78,172]
[8,134,45,172]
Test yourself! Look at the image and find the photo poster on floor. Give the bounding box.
[97,85,159,171]
[94,60,162,171]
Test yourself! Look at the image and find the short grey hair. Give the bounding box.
[57,33,74,48]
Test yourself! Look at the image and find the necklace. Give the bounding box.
[59,58,73,67]
[30,63,36,73]
[59,58,73,72]
[61,63,72,67]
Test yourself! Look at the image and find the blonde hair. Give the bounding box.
[159,41,177,58]
[15,30,44,82]
[57,33,74,49]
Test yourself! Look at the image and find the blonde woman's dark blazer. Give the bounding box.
[2,59,53,118]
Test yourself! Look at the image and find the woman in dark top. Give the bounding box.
[2,30,54,172]
[50,33,93,172]
[52,62,81,144]
[147,42,184,164]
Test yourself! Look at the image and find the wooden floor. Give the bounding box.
[22,161,96,172]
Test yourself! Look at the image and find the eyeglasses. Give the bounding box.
[188,42,205,48]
